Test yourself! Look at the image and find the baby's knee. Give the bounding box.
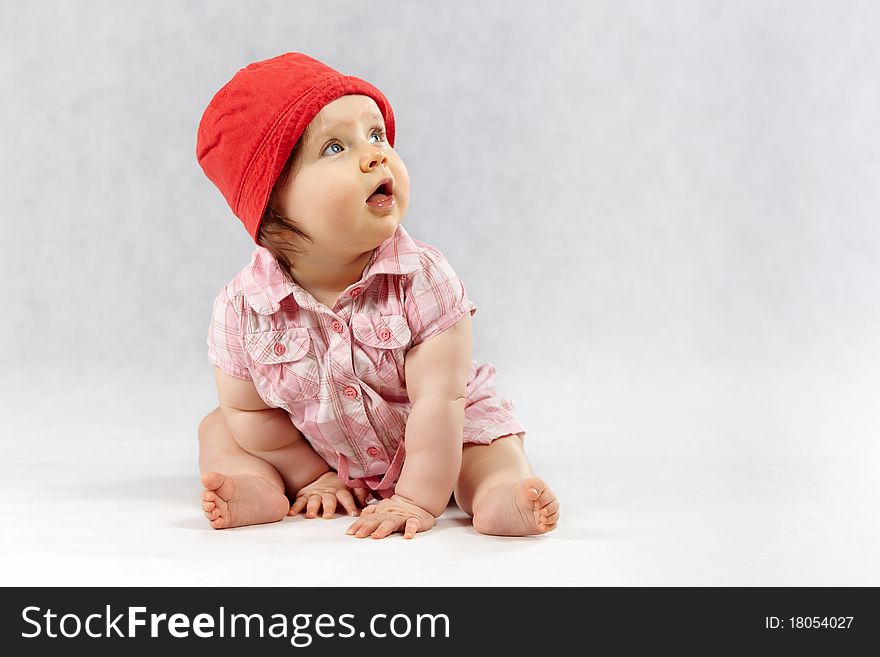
[197,407,225,443]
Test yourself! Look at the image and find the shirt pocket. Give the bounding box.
[243,327,320,406]
[350,313,412,393]
[351,313,412,350]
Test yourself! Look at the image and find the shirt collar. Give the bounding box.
[242,224,423,315]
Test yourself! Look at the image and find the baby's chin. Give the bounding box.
[368,212,404,237]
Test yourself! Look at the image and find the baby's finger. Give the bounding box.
[403,517,421,539]
[336,489,359,517]
[321,492,337,518]
[371,519,401,540]
[353,517,383,538]
[288,495,308,516]
[346,507,375,535]
[305,494,322,518]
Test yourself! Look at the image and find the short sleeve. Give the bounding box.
[206,284,252,380]
[404,246,477,348]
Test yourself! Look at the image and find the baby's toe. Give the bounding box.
[201,472,225,491]
[534,485,556,510]
[540,497,560,516]
[202,491,229,525]
[518,477,556,515]
[539,520,557,533]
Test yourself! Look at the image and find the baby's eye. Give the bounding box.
[320,126,386,157]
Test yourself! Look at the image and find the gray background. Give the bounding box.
[2,0,878,585]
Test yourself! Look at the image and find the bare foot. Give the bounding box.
[471,477,559,536]
[200,472,290,529]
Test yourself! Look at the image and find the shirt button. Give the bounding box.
[350,287,362,297]
[377,327,392,341]
[366,446,379,457]
[273,343,286,356]
[344,386,358,399]
[331,320,344,334]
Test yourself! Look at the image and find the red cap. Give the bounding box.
[196,52,396,242]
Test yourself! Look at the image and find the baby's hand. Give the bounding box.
[346,494,436,539]
[288,471,370,519]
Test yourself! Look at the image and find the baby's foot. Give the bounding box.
[472,477,559,536]
[200,472,290,529]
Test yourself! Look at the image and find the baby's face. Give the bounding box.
[276,94,410,258]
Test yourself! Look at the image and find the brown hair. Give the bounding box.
[257,136,313,282]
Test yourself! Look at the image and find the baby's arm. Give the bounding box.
[347,313,472,538]
[395,312,473,515]
[213,367,332,493]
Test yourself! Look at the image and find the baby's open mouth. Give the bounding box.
[366,178,394,203]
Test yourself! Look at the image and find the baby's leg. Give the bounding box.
[198,407,291,529]
[454,433,559,536]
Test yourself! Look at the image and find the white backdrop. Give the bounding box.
[2,0,878,585]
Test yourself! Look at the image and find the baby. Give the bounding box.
[195,52,559,539]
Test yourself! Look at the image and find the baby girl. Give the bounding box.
[194,52,559,539]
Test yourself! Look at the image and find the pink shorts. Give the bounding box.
[337,360,526,499]
[461,361,527,445]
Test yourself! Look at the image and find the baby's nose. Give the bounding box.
[361,149,388,172]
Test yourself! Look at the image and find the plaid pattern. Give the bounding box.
[207,225,525,497]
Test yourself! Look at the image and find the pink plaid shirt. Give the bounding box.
[207,225,525,498]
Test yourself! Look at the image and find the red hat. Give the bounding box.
[196,52,396,242]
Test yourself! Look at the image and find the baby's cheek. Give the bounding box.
[323,187,359,216]
[312,190,362,235]
[392,161,411,206]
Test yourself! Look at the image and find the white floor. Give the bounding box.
[2,360,878,587]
